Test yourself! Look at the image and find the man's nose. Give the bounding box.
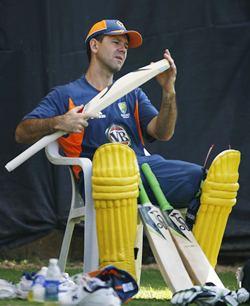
[119,46,127,54]
[118,43,127,53]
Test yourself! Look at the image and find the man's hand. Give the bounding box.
[147,49,177,141]
[56,105,99,133]
[155,49,177,94]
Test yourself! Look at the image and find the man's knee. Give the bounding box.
[183,163,204,187]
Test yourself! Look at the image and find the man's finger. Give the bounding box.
[71,104,84,113]
[82,120,89,127]
[83,111,100,119]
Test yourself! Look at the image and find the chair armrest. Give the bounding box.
[45,141,92,170]
[45,140,93,211]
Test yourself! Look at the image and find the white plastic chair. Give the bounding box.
[45,141,98,273]
[45,141,143,281]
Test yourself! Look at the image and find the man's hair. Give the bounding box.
[86,34,105,62]
[86,33,130,62]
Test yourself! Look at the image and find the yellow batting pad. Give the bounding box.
[193,149,241,267]
[92,143,139,279]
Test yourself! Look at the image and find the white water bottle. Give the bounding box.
[44,258,61,305]
[27,266,47,303]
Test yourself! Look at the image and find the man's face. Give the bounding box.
[94,35,128,73]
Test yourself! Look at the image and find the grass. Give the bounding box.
[0,261,248,306]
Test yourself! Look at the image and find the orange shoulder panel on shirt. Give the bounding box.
[58,98,84,179]
[133,99,145,146]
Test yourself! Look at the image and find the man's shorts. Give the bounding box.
[138,154,204,209]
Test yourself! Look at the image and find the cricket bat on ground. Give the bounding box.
[5,59,170,172]
[141,163,224,288]
[138,180,193,293]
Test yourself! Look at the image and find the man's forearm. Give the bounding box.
[15,117,62,144]
[15,105,93,144]
[157,90,177,140]
[148,91,177,141]
[148,49,177,141]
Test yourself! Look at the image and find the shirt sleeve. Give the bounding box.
[137,88,158,140]
[23,86,68,120]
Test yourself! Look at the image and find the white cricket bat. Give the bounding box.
[139,180,193,293]
[141,163,225,288]
[5,59,169,172]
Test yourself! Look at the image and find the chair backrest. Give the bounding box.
[45,141,71,165]
[144,148,150,156]
[45,140,60,158]
[45,141,81,209]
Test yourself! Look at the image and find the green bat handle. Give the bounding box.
[139,179,150,204]
[141,163,173,211]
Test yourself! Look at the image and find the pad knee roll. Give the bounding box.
[92,143,139,279]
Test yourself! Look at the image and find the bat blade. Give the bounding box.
[5,59,169,172]
[141,163,224,288]
[139,182,193,293]
[84,59,170,115]
[164,209,224,288]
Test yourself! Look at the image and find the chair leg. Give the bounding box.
[58,220,75,272]
[134,217,144,285]
[83,205,99,273]
[82,159,99,273]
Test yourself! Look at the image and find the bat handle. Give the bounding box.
[139,179,150,204]
[141,163,174,211]
[5,131,66,172]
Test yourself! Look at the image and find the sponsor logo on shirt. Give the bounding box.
[105,124,131,146]
[98,111,106,119]
[118,101,130,118]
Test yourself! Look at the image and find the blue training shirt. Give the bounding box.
[24,76,158,175]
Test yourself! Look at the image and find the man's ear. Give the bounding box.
[89,38,99,54]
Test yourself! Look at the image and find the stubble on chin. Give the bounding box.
[109,62,124,74]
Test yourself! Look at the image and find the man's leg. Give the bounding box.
[138,150,241,268]
[192,149,241,267]
[92,143,139,280]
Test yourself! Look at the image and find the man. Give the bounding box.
[15,19,204,209]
